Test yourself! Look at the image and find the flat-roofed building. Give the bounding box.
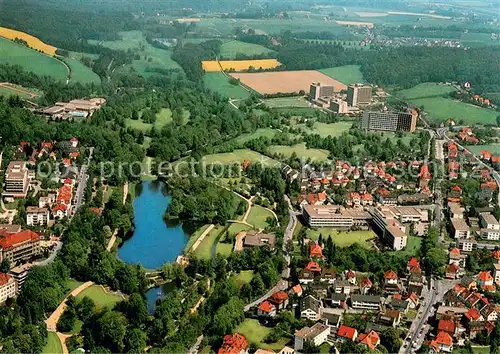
[310,83,335,100]
[0,273,17,303]
[450,218,471,239]
[480,213,500,230]
[302,205,372,229]
[26,207,49,226]
[9,264,31,288]
[329,99,349,114]
[0,229,41,265]
[449,202,465,219]
[480,228,500,241]
[294,323,330,351]
[370,207,408,250]
[351,295,382,310]
[347,84,372,106]
[362,111,417,132]
[3,161,29,198]
[243,231,276,250]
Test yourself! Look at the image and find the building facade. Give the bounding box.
[362,111,417,132]
[310,83,335,100]
[0,273,17,303]
[0,230,41,265]
[347,84,372,106]
[3,161,29,198]
[302,205,371,229]
[26,207,50,226]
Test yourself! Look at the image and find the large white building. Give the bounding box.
[302,205,372,229]
[0,273,17,303]
[480,213,500,230]
[371,207,412,250]
[294,323,330,351]
[26,207,50,226]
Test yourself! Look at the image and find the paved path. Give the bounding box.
[244,279,288,312]
[56,333,71,354]
[189,224,215,253]
[73,147,94,215]
[106,184,128,252]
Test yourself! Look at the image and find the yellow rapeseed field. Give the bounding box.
[0,27,58,56]
[202,59,281,72]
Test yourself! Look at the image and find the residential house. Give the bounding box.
[294,323,330,351]
[244,231,276,250]
[477,271,495,292]
[378,309,401,327]
[438,319,456,336]
[300,295,323,321]
[351,295,382,311]
[337,325,358,342]
[359,277,373,295]
[329,293,348,308]
[383,270,400,293]
[26,207,49,226]
[357,330,380,351]
[430,331,453,353]
[257,301,276,317]
[291,284,303,297]
[309,243,323,258]
[269,291,289,310]
[218,334,249,354]
[407,293,419,309]
[319,268,336,284]
[389,299,410,314]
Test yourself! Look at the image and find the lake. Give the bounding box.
[118,180,189,270]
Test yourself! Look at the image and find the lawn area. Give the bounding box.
[236,319,289,351]
[263,96,311,108]
[203,72,251,99]
[65,58,101,85]
[298,121,352,138]
[306,229,376,249]
[125,108,187,133]
[404,236,422,256]
[185,224,211,252]
[0,84,39,99]
[64,279,84,294]
[410,97,498,124]
[0,38,67,80]
[194,226,224,260]
[268,143,330,162]
[247,205,275,229]
[396,83,456,100]
[75,285,123,309]
[220,40,275,59]
[202,149,280,167]
[467,144,500,156]
[234,128,278,144]
[42,332,62,354]
[227,223,252,235]
[319,65,364,85]
[231,270,254,287]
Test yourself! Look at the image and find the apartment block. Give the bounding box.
[309,83,335,100]
[347,84,372,106]
[480,228,500,241]
[3,161,29,198]
[329,98,349,114]
[294,323,330,351]
[0,273,17,303]
[350,295,382,311]
[480,213,500,230]
[370,207,408,250]
[26,207,50,226]
[362,111,417,132]
[302,205,372,229]
[0,229,41,265]
[450,218,471,239]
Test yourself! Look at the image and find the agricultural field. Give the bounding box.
[42,332,62,354]
[411,97,498,124]
[236,319,290,351]
[89,31,182,77]
[231,70,347,94]
[203,72,251,99]
[220,40,275,59]
[306,229,376,249]
[75,285,123,309]
[467,144,500,156]
[247,205,275,229]
[0,26,57,55]
[202,149,280,167]
[268,143,330,162]
[263,96,311,108]
[202,59,281,72]
[0,38,67,80]
[234,128,278,144]
[319,65,364,85]
[0,82,40,99]
[396,83,456,100]
[65,58,101,85]
[298,121,352,138]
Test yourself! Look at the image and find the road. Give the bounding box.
[73,147,94,215]
[33,241,62,266]
[243,279,288,312]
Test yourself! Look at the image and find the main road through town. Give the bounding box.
[73,147,94,215]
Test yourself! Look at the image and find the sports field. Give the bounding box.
[0,38,67,80]
[247,205,275,229]
[66,58,101,85]
[234,128,278,144]
[263,96,311,108]
[0,82,40,99]
[203,72,251,99]
[0,26,57,55]
[411,97,498,124]
[42,332,63,354]
[220,40,275,59]
[298,121,352,137]
[75,285,123,309]
[231,70,347,94]
[269,143,330,161]
[396,83,456,100]
[203,59,281,72]
[306,229,376,249]
[202,149,280,167]
[319,65,364,85]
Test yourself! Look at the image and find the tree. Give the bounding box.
[124,327,148,353]
[496,115,500,127]
[490,320,500,354]
[381,328,402,353]
[0,259,10,273]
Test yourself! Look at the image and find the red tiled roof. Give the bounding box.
[337,325,357,341]
[0,230,40,250]
[492,250,500,260]
[292,284,303,294]
[0,272,11,286]
[408,293,419,304]
[52,204,68,213]
[309,243,323,258]
[451,185,462,193]
[435,331,453,347]
[393,294,402,300]
[269,291,288,304]
[360,277,372,288]
[478,271,493,282]
[258,301,275,313]
[447,263,460,273]
[346,270,356,279]
[358,330,379,350]
[384,270,398,279]
[465,308,482,321]
[305,261,321,272]
[218,334,248,354]
[438,319,455,334]
[449,248,461,255]
[407,257,420,269]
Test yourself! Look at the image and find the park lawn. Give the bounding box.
[43,332,62,354]
[467,144,500,156]
[247,205,274,229]
[319,65,364,85]
[64,279,84,293]
[185,224,211,252]
[396,83,456,100]
[75,285,123,309]
[411,97,498,124]
[203,72,251,99]
[220,40,275,59]
[227,223,252,235]
[263,96,311,108]
[268,143,330,162]
[0,38,67,80]
[234,128,278,144]
[194,226,224,260]
[65,58,101,85]
[306,229,376,249]
[231,270,254,287]
[299,121,352,138]
[236,319,290,351]
[202,149,280,167]
[216,237,234,257]
[0,86,34,99]
[125,118,152,132]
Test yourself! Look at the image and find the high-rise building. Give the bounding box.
[329,98,349,114]
[347,84,372,106]
[362,111,417,132]
[309,83,335,100]
[3,161,29,198]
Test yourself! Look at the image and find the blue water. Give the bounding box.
[118,181,188,270]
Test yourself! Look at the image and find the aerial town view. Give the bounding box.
[0,0,500,353]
